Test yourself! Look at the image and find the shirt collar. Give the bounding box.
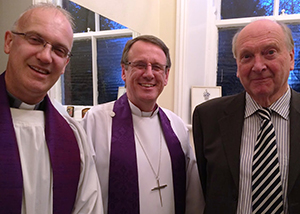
[128,100,159,118]
[7,91,44,110]
[245,88,290,120]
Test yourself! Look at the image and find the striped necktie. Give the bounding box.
[252,108,283,214]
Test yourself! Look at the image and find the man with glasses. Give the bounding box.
[82,35,204,214]
[0,3,103,213]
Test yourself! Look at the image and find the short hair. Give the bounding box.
[12,2,75,31]
[232,19,294,59]
[121,35,171,69]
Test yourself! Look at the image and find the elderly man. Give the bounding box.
[193,19,300,213]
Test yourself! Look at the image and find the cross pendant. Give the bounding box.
[151,179,167,207]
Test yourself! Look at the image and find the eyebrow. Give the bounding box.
[24,30,71,49]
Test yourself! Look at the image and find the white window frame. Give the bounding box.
[48,4,137,119]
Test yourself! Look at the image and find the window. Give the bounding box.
[52,1,135,110]
[216,0,300,96]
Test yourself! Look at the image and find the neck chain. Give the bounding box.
[135,131,167,207]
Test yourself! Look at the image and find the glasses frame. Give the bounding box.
[11,31,73,58]
[125,61,168,73]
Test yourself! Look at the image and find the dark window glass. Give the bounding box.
[221,0,273,19]
[97,36,131,104]
[62,0,95,33]
[61,0,132,106]
[63,40,93,105]
[279,0,300,15]
[288,24,300,91]
[217,28,244,96]
[217,24,300,96]
[100,15,127,30]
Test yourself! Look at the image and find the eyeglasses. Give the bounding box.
[126,61,168,72]
[11,31,72,58]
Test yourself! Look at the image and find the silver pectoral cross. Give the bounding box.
[151,179,167,207]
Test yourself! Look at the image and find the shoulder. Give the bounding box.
[160,107,189,139]
[291,89,300,100]
[290,89,300,113]
[81,101,116,133]
[51,100,93,155]
[83,101,115,119]
[88,101,115,114]
[51,99,83,131]
[194,92,245,115]
[160,107,186,126]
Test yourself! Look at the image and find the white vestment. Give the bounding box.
[81,100,205,214]
[10,100,104,214]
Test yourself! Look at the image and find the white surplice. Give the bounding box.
[10,102,104,214]
[81,100,205,214]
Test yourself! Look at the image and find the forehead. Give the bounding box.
[17,8,73,48]
[128,41,166,61]
[236,20,285,51]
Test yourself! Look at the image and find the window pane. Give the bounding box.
[63,40,93,105]
[100,15,127,30]
[288,24,300,91]
[97,36,132,104]
[217,25,300,96]
[62,0,95,33]
[221,0,273,19]
[217,28,244,96]
[279,0,300,15]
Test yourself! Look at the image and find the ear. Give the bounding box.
[289,49,295,71]
[164,68,170,86]
[236,68,240,78]
[61,59,70,75]
[4,31,13,54]
[121,63,127,82]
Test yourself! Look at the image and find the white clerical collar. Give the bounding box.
[128,100,159,118]
[7,91,43,110]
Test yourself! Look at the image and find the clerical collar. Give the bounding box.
[7,91,44,110]
[128,100,159,117]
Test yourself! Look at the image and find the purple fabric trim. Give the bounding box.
[108,93,139,214]
[0,72,81,213]
[108,93,186,214]
[158,108,186,214]
[44,95,81,213]
[0,72,23,213]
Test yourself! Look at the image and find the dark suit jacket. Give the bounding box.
[192,89,300,214]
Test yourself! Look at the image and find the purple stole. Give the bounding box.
[108,93,186,214]
[0,72,81,213]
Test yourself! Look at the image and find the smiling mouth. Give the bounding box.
[140,83,155,87]
[29,65,49,74]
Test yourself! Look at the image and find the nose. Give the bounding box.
[36,43,53,63]
[143,63,154,79]
[252,55,267,73]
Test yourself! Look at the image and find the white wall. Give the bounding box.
[175,0,217,124]
[0,0,32,73]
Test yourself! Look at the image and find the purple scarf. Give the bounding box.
[0,72,80,213]
[108,93,186,214]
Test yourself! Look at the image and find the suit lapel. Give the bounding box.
[219,92,245,189]
[288,89,300,195]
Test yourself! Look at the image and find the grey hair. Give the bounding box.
[232,19,294,59]
[12,2,75,31]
